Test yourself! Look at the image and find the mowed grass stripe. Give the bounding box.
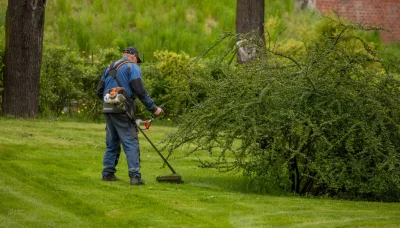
[1,119,400,227]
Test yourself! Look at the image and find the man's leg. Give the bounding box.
[102,114,121,178]
[114,145,121,169]
[111,114,141,179]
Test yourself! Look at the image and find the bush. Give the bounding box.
[165,18,400,201]
[143,50,219,119]
[39,45,216,121]
[39,45,120,121]
[80,47,121,121]
[40,44,87,117]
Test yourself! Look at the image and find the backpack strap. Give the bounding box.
[107,60,134,87]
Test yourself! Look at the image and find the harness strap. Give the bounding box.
[108,60,133,71]
[107,60,134,87]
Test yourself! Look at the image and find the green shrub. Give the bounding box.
[39,45,124,121]
[40,45,86,117]
[141,49,235,122]
[144,50,201,117]
[83,47,121,121]
[165,18,400,201]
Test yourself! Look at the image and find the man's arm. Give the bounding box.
[130,78,157,113]
[96,68,108,100]
[96,80,105,100]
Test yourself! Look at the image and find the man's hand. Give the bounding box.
[153,107,164,117]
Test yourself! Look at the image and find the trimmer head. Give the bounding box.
[132,108,184,184]
[156,173,183,184]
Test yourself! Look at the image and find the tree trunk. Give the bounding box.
[236,0,265,64]
[2,0,46,118]
[289,156,301,193]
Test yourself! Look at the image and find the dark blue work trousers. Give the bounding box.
[102,113,141,178]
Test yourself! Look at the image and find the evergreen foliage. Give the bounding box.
[164,18,400,201]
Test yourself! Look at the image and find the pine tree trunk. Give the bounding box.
[2,0,46,118]
[236,0,265,64]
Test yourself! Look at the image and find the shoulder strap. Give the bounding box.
[107,60,134,87]
[107,60,133,73]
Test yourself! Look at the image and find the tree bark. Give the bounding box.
[236,0,265,64]
[2,0,46,118]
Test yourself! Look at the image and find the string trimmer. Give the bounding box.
[128,110,183,184]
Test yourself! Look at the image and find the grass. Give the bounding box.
[0,0,298,61]
[0,0,237,59]
[3,0,399,64]
[1,118,400,227]
[42,0,237,58]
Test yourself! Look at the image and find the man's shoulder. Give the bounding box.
[126,63,141,75]
[116,60,138,70]
[129,63,140,71]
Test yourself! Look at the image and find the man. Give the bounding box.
[96,46,163,185]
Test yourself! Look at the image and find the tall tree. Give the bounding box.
[2,0,46,118]
[236,0,265,64]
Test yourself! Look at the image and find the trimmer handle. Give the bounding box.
[136,105,164,130]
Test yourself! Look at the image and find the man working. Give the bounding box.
[96,46,163,185]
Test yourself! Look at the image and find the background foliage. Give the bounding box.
[0,0,398,120]
[0,0,295,118]
[0,0,297,59]
[39,45,119,120]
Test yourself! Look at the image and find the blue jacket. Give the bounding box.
[96,57,157,114]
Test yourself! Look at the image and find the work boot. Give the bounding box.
[102,173,120,181]
[130,175,145,185]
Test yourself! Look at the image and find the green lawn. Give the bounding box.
[1,118,399,227]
